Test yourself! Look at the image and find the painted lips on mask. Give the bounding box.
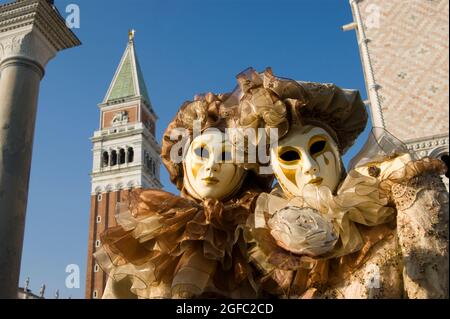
[202,176,220,185]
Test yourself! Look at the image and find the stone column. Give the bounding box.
[0,55,43,299]
[0,0,80,298]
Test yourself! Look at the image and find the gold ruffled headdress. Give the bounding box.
[161,91,273,193]
[228,67,368,156]
[94,91,273,299]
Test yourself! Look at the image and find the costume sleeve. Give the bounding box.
[102,276,137,299]
[385,158,448,299]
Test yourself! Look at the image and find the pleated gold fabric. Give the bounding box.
[94,187,261,299]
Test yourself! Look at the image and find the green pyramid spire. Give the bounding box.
[104,31,152,109]
[107,49,135,101]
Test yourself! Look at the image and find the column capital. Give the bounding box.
[0,0,80,69]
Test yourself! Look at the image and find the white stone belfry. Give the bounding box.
[0,0,80,298]
[90,31,162,194]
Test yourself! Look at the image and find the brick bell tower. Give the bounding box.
[85,30,162,299]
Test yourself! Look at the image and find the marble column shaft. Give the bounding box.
[0,0,80,299]
[0,57,43,298]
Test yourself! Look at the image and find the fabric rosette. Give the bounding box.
[267,206,338,256]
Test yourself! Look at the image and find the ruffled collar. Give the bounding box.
[253,165,396,259]
[96,187,262,299]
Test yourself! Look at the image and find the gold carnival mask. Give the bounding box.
[270,125,342,197]
[183,130,246,201]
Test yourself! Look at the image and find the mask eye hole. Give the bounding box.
[194,146,209,159]
[279,149,301,163]
[309,140,326,156]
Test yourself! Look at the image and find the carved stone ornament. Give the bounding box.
[0,29,57,69]
[111,111,129,126]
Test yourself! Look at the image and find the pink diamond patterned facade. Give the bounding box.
[350,0,449,158]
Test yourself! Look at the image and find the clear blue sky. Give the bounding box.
[7,0,372,298]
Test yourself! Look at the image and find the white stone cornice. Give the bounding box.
[0,0,80,69]
[349,0,385,129]
[406,134,449,158]
[91,122,161,152]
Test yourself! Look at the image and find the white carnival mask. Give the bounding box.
[183,130,246,201]
[270,125,342,197]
